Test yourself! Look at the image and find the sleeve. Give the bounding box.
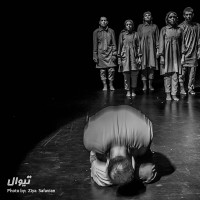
[159,27,165,56]
[111,29,117,55]
[180,28,186,55]
[137,25,142,57]
[117,33,123,65]
[91,159,112,186]
[93,30,98,62]
[135,32,141,57]
[155,25,160,49]
[137,24,142,39]
[197,23,200,53]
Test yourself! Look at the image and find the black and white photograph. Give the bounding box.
[5,1,200,199]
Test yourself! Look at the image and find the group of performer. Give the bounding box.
[85,6,199,189]
[93,7,200,101]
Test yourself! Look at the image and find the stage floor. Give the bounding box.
[8,88,200,200]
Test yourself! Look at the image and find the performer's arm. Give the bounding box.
[93,30,98,63]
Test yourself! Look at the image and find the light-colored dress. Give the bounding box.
[159,25,184,75]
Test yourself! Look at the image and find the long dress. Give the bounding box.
[159,25,184,75]
[118,30,140,72]
[83,105,153,155]
[137,23,159,70]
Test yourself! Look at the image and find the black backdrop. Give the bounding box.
[5,1,199,181]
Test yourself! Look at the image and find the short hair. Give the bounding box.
[183,7,194,15]
[143,11,153,24]
[143,11,152,18]
[99,16,108,21]
[107,156,134,185]
[124,19,134,27]
[99,16,108,26]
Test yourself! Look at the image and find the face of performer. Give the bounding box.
[126,21,133,32]
[184,11,193,22]
[168,13,177,26]
[99,17,108,28]
[144,13,152,23]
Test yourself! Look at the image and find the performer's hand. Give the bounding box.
[139,163,157,184]
[112,52,117,56]
[156,49,159,59]
[118,59,122,67]
[197,50,200,60]
[137,57,142,65]
[111,56,116,62]
[181,54,185,65]
[160,56,164,65]
[90,151,97,163]
[93,58,98,63]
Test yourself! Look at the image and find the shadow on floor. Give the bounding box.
[116,151,176,197]
[90,151,176,199]
[117,179,146,197]
[149,151,176,183]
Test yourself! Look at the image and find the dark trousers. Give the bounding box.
[141,68,154,80]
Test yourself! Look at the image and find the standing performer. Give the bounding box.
[137,11,159,91]
[178,7,200,95]
[118,20,141,97]
[159,11,184,101]
[83,105,156,186]
[93,16,117,91]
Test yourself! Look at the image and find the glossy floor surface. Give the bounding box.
[7,85,200,200]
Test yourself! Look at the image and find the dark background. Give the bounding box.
[5,1,199,181]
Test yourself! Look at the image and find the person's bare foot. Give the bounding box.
[172,95,179,101]
[126,91,131,97]
[166,93,172,101]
